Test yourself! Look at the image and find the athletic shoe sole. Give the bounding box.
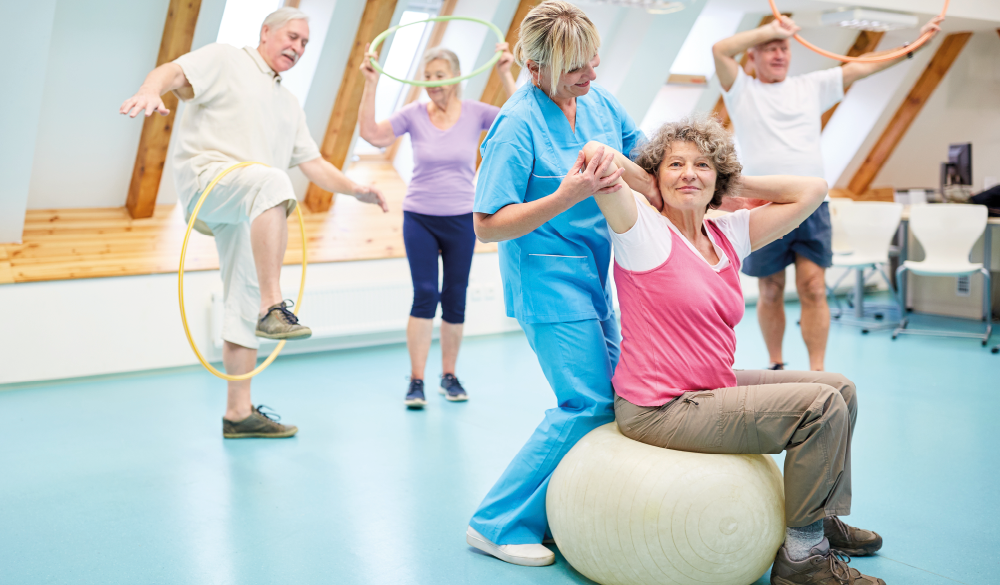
[831,541,882,556]
[466,528,555,567]
[255,329,313,340]
[223,429,298,439]
[439,388,468,402]
[405,399,427,409]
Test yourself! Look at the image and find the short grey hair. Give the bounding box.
[423,47,462,96]
[262,7,309,32]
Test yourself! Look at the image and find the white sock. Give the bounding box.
[784,519,824,561]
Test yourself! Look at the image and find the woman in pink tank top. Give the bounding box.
[579,117,888,584]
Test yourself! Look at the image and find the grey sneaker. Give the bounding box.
[405,379,427,409]
[256,300,312,340]
[825,516,883,556]
[439,373,468,402]
[223,405,298,439]
[770,538,885,585]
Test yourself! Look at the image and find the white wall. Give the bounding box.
[26,0,171,210]
[0,0,57,244]
[0,253,516,386]
[870,32,1000,191]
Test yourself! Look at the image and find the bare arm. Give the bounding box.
[742,175,828,250]
[474,147,623,243]
[712,17,800,92]
[581,141,661,233]
[840,16,943,88]
[495,42,518,98]
[119,62,190,118]
[298,157,389,212]
[357,44,397,147]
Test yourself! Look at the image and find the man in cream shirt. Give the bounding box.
[713,15,940,373]
[121,7,387,438]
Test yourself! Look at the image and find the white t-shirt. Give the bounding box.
[171,44,321,203]
[722,67,843,179]
[610,191,752,272]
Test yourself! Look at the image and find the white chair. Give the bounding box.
[828,197,855,255]
[829,202,904,332]
[893,204,993,345]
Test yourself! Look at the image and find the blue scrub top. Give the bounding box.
[474,83,644,324]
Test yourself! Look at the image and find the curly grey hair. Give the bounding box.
[632,115,742,210]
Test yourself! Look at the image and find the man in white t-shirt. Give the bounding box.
[120,8,388,438]
[713,16,941,371]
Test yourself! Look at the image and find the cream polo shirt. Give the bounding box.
[171,44,321,205]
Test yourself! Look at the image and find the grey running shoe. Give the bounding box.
[768,362,786,370]
[405,379,426,409]
[256,300,312,340]
[439,373,468,402]
[825,516,883,556]
[770,538,885,585]
[223,405,298,439]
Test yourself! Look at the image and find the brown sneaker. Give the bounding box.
[825,516,883,556]
[770,538,885,585]
[255,300,312,340]
[223,405,298,439]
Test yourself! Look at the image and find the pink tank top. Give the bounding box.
[612,220,745,406]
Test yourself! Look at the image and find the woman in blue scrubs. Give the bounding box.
[464,0,662,567]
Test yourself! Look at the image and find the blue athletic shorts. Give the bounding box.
[742,202,832,277]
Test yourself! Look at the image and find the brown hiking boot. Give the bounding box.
[256,300,312,340]
[770,538,885,585]
[825,516,883,556]
[223,405,298,439]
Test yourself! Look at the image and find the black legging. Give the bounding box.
[402,211,476,324]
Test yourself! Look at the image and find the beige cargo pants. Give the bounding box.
[614,370,856,527]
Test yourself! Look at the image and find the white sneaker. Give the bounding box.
[466,526,555,567]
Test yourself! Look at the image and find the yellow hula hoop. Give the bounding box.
[178,161,307,381]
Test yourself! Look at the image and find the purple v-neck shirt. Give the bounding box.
[389,100,500,216]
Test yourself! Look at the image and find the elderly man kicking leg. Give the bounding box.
[120,7,387,438]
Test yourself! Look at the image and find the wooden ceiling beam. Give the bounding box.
[820,30,884,130]
[475,0,537,168]
[125,0,202,219]
[847,32,973,195]
[304,0,399,213]
[712,14,788,129]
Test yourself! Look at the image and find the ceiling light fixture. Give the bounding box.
[583,0,686,16]
[820,7,919,32]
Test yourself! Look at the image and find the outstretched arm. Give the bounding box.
[495,42,518,98]
[298,157,389,212]
[742,175,828,250]
[841,17,943,87]
[712,17,800,91]
[119,63,190,118]
[357,44,398,148]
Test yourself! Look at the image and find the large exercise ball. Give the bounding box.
[547,423,785,585]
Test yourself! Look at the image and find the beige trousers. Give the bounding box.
[614,370,857,527]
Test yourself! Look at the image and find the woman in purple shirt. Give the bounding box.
[359,43,517,408]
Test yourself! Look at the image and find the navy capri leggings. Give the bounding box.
[402,211,476,324]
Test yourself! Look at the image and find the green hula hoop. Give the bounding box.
[369,16,505,87]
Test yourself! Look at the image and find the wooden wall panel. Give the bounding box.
[125,0,202,219]
[820,30,884,130]
[304,0,399,212]
[847,32,973,195]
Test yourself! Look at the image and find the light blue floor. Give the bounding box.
[1,302,997,585]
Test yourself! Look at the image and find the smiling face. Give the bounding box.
[423,58,458,103]
[749,39,790,83]
[532,53,600,100]
[658,141,718,212]
[259,18,309,73]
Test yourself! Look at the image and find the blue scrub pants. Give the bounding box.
[469,316,620,545]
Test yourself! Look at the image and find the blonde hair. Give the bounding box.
[632,115,743,210]
[513,1,600,95]
[422,47,462,97]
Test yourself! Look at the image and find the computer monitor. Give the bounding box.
[946,143,972,186]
